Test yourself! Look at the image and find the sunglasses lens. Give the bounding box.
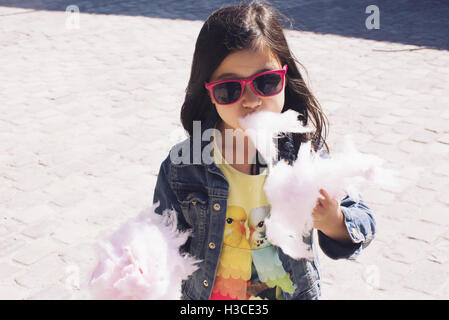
[253,73,282,96]
[212,81,242,105]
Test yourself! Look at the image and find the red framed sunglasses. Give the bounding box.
[205,64,288,105]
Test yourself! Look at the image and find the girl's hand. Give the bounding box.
[312,189,352,244]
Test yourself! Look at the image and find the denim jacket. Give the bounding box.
[152,109,376,300]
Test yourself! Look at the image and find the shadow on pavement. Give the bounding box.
[1,0,448,50]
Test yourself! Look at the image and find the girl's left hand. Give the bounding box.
[312,189,351,243]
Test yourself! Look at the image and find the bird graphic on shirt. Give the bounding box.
[248,206,296,294]
[210,205,252,300]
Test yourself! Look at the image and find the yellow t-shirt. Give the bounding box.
[209,128,295,300]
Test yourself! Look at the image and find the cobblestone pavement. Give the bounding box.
[0,2,448,300]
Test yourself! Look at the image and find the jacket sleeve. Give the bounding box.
[317,195,376,260]
[314,139,376,260]
[152,154,190,232]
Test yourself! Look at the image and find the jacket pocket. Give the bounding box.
[178,191,209,259]
[178,191,208,226]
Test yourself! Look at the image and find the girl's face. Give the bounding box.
[208,48,285,131]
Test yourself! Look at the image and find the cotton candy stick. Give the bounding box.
[89,203,200,299]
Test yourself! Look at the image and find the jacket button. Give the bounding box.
[213,203,221,211]
[209,242,216,249]
[203,280,209,287]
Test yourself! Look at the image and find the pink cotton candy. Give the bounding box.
[264,139,384,260]
[239,110,387,260]
[238,110,313,166]
[89,203,200,300]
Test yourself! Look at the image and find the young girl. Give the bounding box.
[153,1,376,300]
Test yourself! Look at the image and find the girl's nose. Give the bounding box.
[241,83,261,109]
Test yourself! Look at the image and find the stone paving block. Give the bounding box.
[372,132,404,145]
[373,216,404,245]
[437,134,449,145]
[425,142,449,159]
[0,221,18,238]
[0,281,31,300]
[379,175,412,194]
[345,132,371,146]
[7,152,39,169]
[7,189,52,211]
[437,192,449,206]
[389,108,414,118]
[370,259,412,293]
[440,111,449,120]
[83,161,118,179]
[428,239,449,265]
[0,237,27,259]
[402,260,449,297]
[398,140,425,154]
[441,227,449,241]
[51,220,98,245]
[433,164,449,177]
[419,205,449,227]
[0,262,22,281]
[402,220,445,244]
[27,283,73,300]
[357,141,397,160]
[399,187,436,208]
[21,219,60,240]
[392,287,434,300]
[360,108,380,119]
[14,254,67,290]
[0,183,15,204]
[391,122,417,136]
[8,167,55,193]
[366,123,394,138]
[409,130,438,144]
[424,119,449,134]
[394,164,426,182]
[0,224,9,238]
[381,202,419,222]
[405,119,437,133]
[13,238,62,266]
[374,115,400,126]
[321,282,381,300]
[361,187,396,206]
[11,204,57,225]
[382,238,431,265]
[51,159,90,178]
[416,171,448,190]
[49,188,87,209]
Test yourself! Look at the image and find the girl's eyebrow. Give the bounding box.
[216,67,271,81]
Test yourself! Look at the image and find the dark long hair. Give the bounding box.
[180,0,329,170]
